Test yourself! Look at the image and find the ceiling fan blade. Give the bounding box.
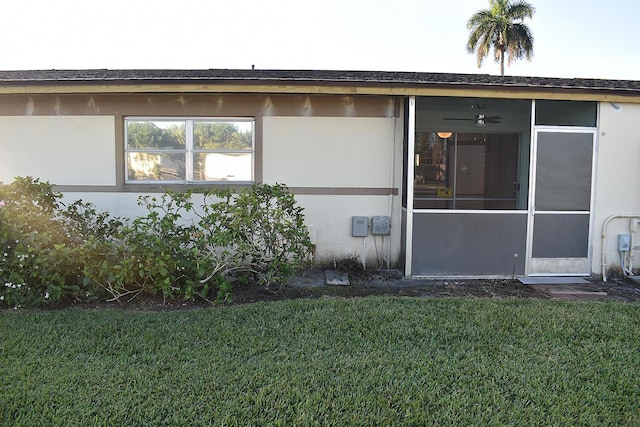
[443,118,474,121]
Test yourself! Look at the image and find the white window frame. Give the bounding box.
[125,117,255,184]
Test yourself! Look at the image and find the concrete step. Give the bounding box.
[325,270,350,286]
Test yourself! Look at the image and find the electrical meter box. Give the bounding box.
[371,216,391,235]
[618,234,631,251]
[352,216,369,237]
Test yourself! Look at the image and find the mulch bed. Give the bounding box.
[11,273,640,311]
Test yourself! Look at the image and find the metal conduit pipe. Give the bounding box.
[601,214,640,282]
[386,113,397,271]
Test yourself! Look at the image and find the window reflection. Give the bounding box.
[194,153,252,181]
[414,132,454,208]
[127,152,185,181]
[125,118,254,183]
[414,132,522,210]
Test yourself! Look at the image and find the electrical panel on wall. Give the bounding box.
[618,234,631,251]
[371,216,391,235]
[352,216,369,237]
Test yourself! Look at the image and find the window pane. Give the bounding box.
[194,153,252,181]
[456,133,520,210]
[414,132,454,208]
[127,152,186,181]
[126,121,185,149]
[194,121,252,150]
[535,100,597,127]
[414,132,522,210]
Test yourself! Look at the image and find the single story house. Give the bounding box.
[1,69,639,278]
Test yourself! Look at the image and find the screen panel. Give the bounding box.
[412,212,527,275]
[532,214,590,258]
[535,132,593,211]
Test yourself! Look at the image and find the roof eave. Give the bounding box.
[1,77,639,102]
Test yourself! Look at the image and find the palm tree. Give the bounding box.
[467,0,535,76]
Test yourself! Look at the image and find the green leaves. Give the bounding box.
[0,177,89,307]
[467,0,535,75]
[117,183,312,297]
[1,178,312,307]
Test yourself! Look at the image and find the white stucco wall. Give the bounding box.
[263,116,403,266]
[60,192,151,219]
[592,102,640,275]
[262,117,394,187]
[295,195,398,267]
[0,116,116,185]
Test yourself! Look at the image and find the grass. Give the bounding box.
[1,297,639,426]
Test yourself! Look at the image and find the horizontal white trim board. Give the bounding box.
[413,210,528,215]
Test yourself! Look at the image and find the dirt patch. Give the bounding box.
[578,278,640,302]
[20,271,640,311]
[234,271,640,304]
[282,276,549,301]
[275,270,640,303]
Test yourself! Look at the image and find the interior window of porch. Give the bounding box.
[413,132,524,210]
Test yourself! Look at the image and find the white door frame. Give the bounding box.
[525,125,598,276]
[404,96,416,276]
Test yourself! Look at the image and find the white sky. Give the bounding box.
[1,0,638,80]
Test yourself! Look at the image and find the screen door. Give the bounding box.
[528,130,595,275]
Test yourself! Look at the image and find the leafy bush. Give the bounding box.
[1,178,312,307]
[0,177,121,307]
[197,184,313,289]
[84,184,313,302]
[82,191,227,303]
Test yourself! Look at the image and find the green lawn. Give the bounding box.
[1,297,639,426]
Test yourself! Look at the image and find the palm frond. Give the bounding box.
[467,10,494,29]
[505,23,534,64]
[507,1,535,20]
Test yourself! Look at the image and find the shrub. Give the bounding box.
[1,178,312,307]
[0,177,121,307]
[198,184,313,289]
[82,184,313,302]
[82,191,229,303]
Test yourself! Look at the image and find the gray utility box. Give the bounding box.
[371,216,391,235]
[352,216,369,237]
[618,234,631,251]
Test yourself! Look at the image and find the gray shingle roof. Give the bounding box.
[0,69,638,94]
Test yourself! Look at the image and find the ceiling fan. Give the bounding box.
[443,104,502,126]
